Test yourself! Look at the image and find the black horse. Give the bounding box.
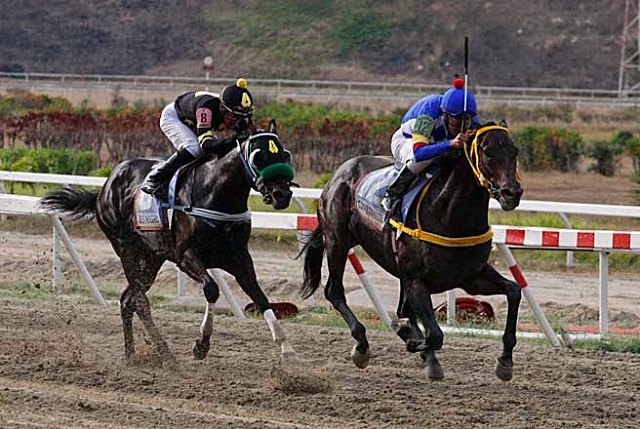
[41,120,299,365]
[300,122,523,380]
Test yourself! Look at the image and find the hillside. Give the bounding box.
[0,0,625,89]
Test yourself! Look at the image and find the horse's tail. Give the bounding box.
[39,187,99,220]
[296,225,325,299]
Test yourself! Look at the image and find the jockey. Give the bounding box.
[380,78,480,215]
[141,78,254,197]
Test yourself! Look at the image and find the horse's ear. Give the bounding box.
[499,118,509,128]
[269,119,277,134]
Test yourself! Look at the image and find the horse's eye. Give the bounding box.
[484,148,494,160]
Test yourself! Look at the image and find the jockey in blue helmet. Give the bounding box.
[381,78,480,217]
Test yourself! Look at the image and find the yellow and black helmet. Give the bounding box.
[220,78,254,118]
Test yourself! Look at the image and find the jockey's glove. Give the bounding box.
[234,117,252,140]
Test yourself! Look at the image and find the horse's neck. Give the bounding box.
[189,153,252,211]
[426,159,490,233]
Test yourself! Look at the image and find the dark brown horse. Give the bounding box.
[300,122,523,380]
[41,120,299,365]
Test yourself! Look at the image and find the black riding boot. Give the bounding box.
[381,164,417,214]
[141,148,195,197]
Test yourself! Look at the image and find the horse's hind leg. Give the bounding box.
[119,251,170,364]
[325,241,370,368]
[461,264,522,381]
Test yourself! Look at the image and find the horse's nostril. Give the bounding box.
[501,189,514,199]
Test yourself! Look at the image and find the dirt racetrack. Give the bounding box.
[1,229,640,428]
[1,295,640,429]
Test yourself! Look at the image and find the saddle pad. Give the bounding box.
[353,165,434,231]
[134,190,168,231]
[353,165,398,230]
[134,167,181,231]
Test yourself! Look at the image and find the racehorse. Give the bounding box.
[299,122,523,381]
[40,119,299,365]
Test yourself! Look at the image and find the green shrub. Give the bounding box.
[0,148,29,170]
[623,137,640,180]
[586,139,623,176]
[0,148,97,175]
[90,166,113,177]
[514,126,584,172]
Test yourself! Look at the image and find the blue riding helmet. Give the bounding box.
[440,78,477,117]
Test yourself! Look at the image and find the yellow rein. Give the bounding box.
[387,125,514,247]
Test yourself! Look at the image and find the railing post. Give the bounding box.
[53,226,62,293]
[599,251,609,337]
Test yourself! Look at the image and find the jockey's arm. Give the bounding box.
[195,106,216,149]
[409,114,455,162]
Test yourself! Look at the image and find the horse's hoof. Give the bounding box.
[495,357,514,381]
[425,362,445,381]
[351,345,371,369]
[192,339,210,360]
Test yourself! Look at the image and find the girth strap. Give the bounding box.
[389,218,493,247]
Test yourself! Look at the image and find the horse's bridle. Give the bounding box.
[464,125,514,199]
[238,133,292,205]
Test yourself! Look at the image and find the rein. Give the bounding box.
[387,124,516,247]
[464,125,510,199]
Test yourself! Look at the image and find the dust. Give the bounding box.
[269,361,332,395]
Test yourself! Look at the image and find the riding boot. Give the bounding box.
[140,148,195,197]
[381,164,418,215]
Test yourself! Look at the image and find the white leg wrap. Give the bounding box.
[264,309,280,342]
[200,302,214,337]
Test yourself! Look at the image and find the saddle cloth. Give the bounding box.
[353,164,433,231]
[133,171,179,231]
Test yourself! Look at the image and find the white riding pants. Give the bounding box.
[159,102,202,157]
[389,127,430,173]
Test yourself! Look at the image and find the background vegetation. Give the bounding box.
[2,92,640,184]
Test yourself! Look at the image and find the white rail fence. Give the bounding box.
[1,172,640,345]
[2,72,640,109]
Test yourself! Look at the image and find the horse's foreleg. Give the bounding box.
[192,278,219,360]
[462,264,522,381]
[231,251,298,362]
